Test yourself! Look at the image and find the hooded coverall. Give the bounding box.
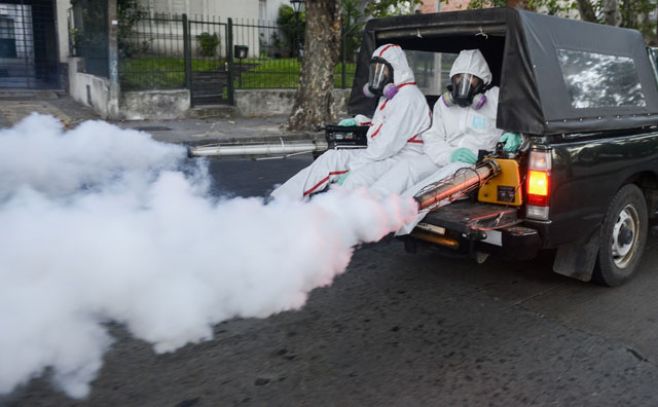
[369,49,504,234]
[270,44,431,201]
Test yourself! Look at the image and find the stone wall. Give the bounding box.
[120,89,191,120]
[235,89,351,117]
[80,86,353,120]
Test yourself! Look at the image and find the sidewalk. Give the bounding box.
[0,91,98,128]
[0,94,322,145]
[116,115,322,146]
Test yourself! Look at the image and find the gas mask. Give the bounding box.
[442,73,487,110]
[363,57,398,100]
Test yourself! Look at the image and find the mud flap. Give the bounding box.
[552,227,600,282]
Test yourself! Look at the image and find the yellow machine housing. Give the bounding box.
[477,158,523,206]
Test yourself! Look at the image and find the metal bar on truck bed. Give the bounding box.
[188,140,329,158]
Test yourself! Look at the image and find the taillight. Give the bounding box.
[526,149,552,220]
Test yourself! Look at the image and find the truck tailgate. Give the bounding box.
[411,201,542,259]
[420,201,519,235]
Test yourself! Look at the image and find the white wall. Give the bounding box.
[135,0,281,58]
[144,0,259,21]
[68,57,112,118]
[261,0,287,23]
[56,0,72,63]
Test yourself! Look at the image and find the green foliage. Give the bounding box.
[236,58,356,89]
[118,0,149,58]
[341,0,364,62]
[462,0,656,43]
[196,32,220,57]
[119,56,355,90]
[276,4,306,57]
[365,0,423,17]
[614,1,655,40]
[341,0,422,62]
[464,0,506,9]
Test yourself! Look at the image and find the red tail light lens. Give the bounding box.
[526,149,552,220]
[527,170,550,206]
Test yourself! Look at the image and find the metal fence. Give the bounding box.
[119,13,187,90]
[118,13,355,94]
[69,0,109,78]
[0,0,60,89]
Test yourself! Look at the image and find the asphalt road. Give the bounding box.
[8,155,658,406]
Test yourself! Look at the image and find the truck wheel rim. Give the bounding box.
[611,204,639,269]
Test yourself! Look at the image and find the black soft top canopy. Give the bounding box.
[348,8,658,136]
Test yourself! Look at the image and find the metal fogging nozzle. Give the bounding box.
[413,159,501,211]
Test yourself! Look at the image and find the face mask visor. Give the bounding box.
[368,58,393,95]
[451,73,483,107]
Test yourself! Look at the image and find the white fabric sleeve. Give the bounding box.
[354,114,371,126]
[362,101,419,161]
[422,105,457,167]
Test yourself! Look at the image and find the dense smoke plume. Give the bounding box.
[0,115,417,398]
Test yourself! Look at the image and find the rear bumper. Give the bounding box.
[407,201,543,260]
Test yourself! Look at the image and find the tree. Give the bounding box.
[287,0,342,131]
[287,0,423,131]
[365,0,423,17]
[341,0,365,61]
[277,5,306,57]
[117,0,149,57]
[465,0,656,43]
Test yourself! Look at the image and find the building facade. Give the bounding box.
[140,0,288,22]
[0,0,68,89]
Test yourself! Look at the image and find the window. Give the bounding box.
[0,16,16,58]
[557,48,646,109]
[404,50,457,95]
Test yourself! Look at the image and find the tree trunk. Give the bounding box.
[287,0,342,132]
[620,0,633,28]
[603,0,621,26]
[575,0,597,22]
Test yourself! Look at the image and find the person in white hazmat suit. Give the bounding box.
[366,49,522,234]
[270,44,431,201]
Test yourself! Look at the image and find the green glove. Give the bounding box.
[338,118,357,127]
[450,148,477,165]
[499,132,522,152]
[334,172,350,185]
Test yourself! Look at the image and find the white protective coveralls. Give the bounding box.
[270,44,431,201]
[370,49,504,234]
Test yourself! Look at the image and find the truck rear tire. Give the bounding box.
[592,184,648,286]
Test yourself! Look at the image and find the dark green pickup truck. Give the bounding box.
[349,8,658,286]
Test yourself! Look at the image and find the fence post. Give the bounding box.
[227,18,235,105]
[107,0,120,119]
[183,14,192,92]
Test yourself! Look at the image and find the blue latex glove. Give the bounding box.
[338,118,357,127]
[450,148,477,165]
[499,132,522,152]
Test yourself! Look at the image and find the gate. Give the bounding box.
[184,16,233,106]
[0,0,60,89]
